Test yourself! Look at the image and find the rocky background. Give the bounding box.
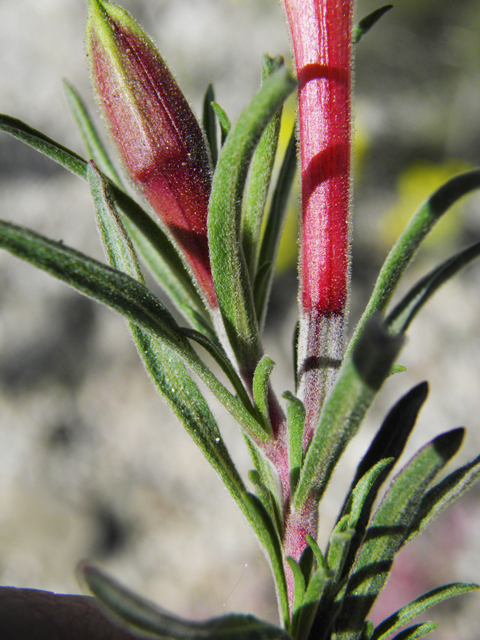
[1,0,480,638]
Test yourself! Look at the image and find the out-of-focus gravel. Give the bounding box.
[1,0,480,637]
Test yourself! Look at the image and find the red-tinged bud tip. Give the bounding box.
[86,0,216,307]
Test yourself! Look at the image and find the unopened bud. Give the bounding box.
[86,0,216,306]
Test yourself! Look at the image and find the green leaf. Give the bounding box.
[126,219,215,337]
[88,161,142,278]
[211,101,231,144]
[390,623,437,640]
[254,261,273,325]
[292,566,331,640]
[248,469,283,537]
[181,326,254,413]
[306,535,328,574]
[137,330,251,517]
[0,112,87,175]
[283,391,306,494]
[391,364,406,375]
[244,436,282,523]
[243,55,284,278]
[111,183,212,327]
[0,217,180,339]
[287,556,307,617]
[372,583,478,640]
[63,79,123,185]
[0,113,209,327]
[407,452,480,543]
[333,428,465,640]
[342,459,395,533]
[252,355,276,433]
[63,83,213,332]
[245,493,290,631]
[208,66,296,374]
[298,544,315,584]
[386,239,480,334]
[80,563,292,640]
[348,169,480,356]
[331,459,394,581]
[303,538,338,640]
[326,527,355,585]
[255,126,297,330]
[87,162,248,514]
[336,383,428,577]
[0,219,267,442]
[350,383,429,493]
[293,317,404,511]
[362,621,375,640]
[353,6,393,44]
[203,83,219,167]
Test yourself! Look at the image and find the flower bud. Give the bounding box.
[284,0,353,318]
[86,0,216,306]
[284,0,353,442]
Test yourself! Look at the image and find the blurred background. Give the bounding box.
[1,0,480,638]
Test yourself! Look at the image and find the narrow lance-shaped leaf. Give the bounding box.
[362,622,375,640]
[87,162,248,515]
[326,523,354,587]
[308,465,394,640]
[283,391,306,494]
[292,567,331,640]
[348,169,480,355]
[298,544,315,585]
[80,563,292,640]
[181,326,255,414]
[336,383,428,581]
[211,101,231,144]
[63,78,123,185]
[0,114,207,325]
[386,239,480,334]
[255,125,297,330]
[243,54,284,279]
[88,160,142,276]
[248,469,283,537]
[127,221,216,338]
[208,65,296,377]
[329,459,394,582]
[390,623,437,640]
[286,556,307,617]
[203,83,219,167]
[306,535,328,574]
[0,219,270,442]
[347,383,429,496]
[407,451,480,544]
[244,493,291,631]
[372,583,478,640]
[253,355,276,433]
[332,428,465,640]
[352,6,393,45]
[0,113,86,175]
[244,436,283,530]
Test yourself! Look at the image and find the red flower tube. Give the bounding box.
[86,0,216,307]
[284,0,353,438]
